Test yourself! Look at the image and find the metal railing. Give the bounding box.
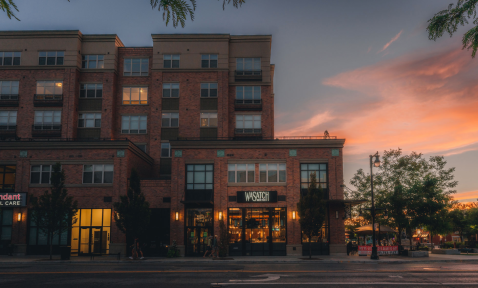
[0,125,16,131]
[235,70,262,76]
[235,128,262,134]
[0,94,19,100]
[34,94,63,100]
[235,99,262,104]
[171,135,338,141]
[32,124,61,131]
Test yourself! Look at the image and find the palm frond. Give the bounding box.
[0,0,20,20]
[221,0,245,10]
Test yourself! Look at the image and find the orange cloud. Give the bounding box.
[378,30,403,53]
[453,190,478,202]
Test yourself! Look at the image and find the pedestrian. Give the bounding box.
[129,238,138,259]
[137,240,144,260]
[211,235,218,258]
[203,236,213,258]
[346,241,352,256]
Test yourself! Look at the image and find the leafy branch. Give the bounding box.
[0,0,19,20]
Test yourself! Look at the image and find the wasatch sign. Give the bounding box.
[237,191,277,203]
[0,192,27,207]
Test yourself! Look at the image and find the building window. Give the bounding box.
[300,164,327,189]
[81,55,104,69]
[0,209,13,241]
[236,86,261,104]
[78,113,101,128]
[235,115,261,133]
[34,111,61,129]
[228,164,255,183]
[186,164,213,190]
[161,143,171,157]
[39,51,64,66]
[259,163,286,183]
[162,113,179,127]
[122,87,148,105]
[28,212,68,246]
[200,113,217,127]
[30,165,54,184]
[136,144,147,153]
[200,83,217,97]
[0,165,15,190]
[83,164,113,184]
[236,58,260,72]
[0,52,21,66]
[121,116,147,134]
[124,58,149,76]
[0,111,17,130]
[162,83,179,98]
[0,81,19,100]
[201,54,217,68]
[80,84,103,98]
[36,81,63,96]
[163,54,180,68]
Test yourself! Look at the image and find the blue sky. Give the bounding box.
[2,0,477,201]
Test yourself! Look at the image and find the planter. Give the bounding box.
[431,249,460,255]
[408,250,429,257]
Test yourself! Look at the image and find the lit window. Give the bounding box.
[81,55,104,69]
[200,113,217,127]
[39,51,64,66]
[163,54,180,68]
[36,81,63,97]
[201,54,217,68]
[228,164,255,183]
[124,58,149,76]
[123,87,148,104]
[83,164,113,184]
[259,163,286,183]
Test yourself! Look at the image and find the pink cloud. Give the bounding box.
[378,30,403,53]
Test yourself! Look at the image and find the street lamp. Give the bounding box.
[370,151,380,260]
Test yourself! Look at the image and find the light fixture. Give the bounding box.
[292,211,296,220]
[218,211,223,221]
[17,213,22,222]
[374,154,381,167]
[336,211,339,219]
[115,212,120,220]
[175,211,179,221]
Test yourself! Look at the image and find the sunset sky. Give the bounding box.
[1,0,476,202]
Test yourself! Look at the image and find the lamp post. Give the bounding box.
[370,151,381,260]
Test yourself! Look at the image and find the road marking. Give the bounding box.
[389,276,403,278]
[229,274,289,282]
[211,283,478,286]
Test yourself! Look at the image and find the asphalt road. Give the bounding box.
[1,262,478,287]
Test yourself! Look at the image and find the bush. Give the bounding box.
[443,241,463,249]
[167,240,180,258]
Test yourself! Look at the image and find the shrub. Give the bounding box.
[167,240,180,258]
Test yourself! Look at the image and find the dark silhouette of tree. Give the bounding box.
[427,0,478,58]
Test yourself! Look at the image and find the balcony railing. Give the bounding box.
[235,99,262,111]
[235,128,262,134]
[34,94,63,107]
[0,94,19,107]
[235,70,262,82]
[32,124,62,137]
[173,135,338,141]
[0,125,16,133]
[235,99,262,104]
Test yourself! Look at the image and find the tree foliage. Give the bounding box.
[427,0,478,58]
[113,168,151,246]
[30,162,78,260]
[297,172,328,259]
[0,0,19,20]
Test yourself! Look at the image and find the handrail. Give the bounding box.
[32,124,61,131]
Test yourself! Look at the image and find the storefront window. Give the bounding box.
[245,208,269,243]
[71,209,111,255]
[228,208,242,244]
[186,208,212,227]
[271,208,286,243]
[0,209,13,241]
[28,212,68,246]
[301,213,329,244]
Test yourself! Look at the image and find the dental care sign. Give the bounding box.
[0,193,27,207]
[237,191,277,203]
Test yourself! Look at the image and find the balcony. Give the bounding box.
[34,94,63,107]
[235,128,262,134]
[235,70,262,82]
[182,190,214,204]
[0,125,16,138]
[235,99,262,111]
[0,94,19,107]
[32,124,61,137]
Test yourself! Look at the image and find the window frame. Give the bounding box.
[259,163,286,183]
[123,58,149,76]
[121,115,147,134]
[236,86,261,104]
[30,164,54,184]
[186,164,214,190]
[201,54,218,68]
[200,83,218,98]
[0,81,19,100]
[38,51,64,66]
[81,55,105,69]
[236,58,261,71]
[200,112,218,127]
[161,143,171,158]
[0,52,21,66]
[0,110,17,129]
[162,83,180,98]
[34,110,61,130]
[162,112,179,127]
[122,87,148,105]
[228,163,255,183]
[163,54,180,68]
[300,163,328,189]
[82,164,114,184]
[78,113,101,128]
[0,165,15,190]
[36,81,63,96]
[80,84,103,98]
[235,114,261,134]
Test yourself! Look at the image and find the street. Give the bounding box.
[1,262,478,287]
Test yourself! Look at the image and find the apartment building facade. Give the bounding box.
[0,30,347,257]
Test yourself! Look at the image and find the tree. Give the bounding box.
[113,168,151,256]
[218,218,229,257]
[30,162,78,260]
[1,0,245,28]
[449,208,469,242]
[427,0,478,58]
[297,172,328,259]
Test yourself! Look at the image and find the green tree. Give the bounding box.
[30,162,78,260]
[113,168,151,255]
[297,172,328,259]
[449,208,469,242]
[1,0,245,28]
[467,207,478,238]
[218,218,229,257]
[427,0,478,58]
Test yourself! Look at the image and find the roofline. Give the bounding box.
[170,139,346,149]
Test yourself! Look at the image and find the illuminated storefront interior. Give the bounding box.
[71,209,111,255]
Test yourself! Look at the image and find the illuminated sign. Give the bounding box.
[237,191,277,203]
[0,193,27,207]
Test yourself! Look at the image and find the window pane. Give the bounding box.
[104,171,113,183]
[205,171,213,183]
[94,171,103,183]
[237,171,246,182]
[309,164,319,170]
[228,171,235,183]
[268,170,277,182]
[187,172,194,183]
[279,170,286,182]
[248,171,255,182]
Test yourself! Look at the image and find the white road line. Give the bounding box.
[211,282,478,286]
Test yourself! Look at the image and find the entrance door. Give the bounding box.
[186,227,211,256]
[79,227,104,255]
[185,208,213,256]
[79,228,90,255]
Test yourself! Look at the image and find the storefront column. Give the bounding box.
[10,207,27,255]
[328,203,346,255]
[286,207,302,256]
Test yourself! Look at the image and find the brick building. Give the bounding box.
[0,30,347,257]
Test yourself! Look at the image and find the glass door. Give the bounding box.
[185,208,213,256]
[79,228,90,255]
[72,209,111,256]
[91,228,102,254]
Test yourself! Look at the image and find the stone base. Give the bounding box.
[408,251,429,257]
[109,243,126,256]
[177,245,185,257]
[14,244,27,256]
[286,244,302,256]
[432,249,460,255]
[473,248,478,253]
[329,244,346,255]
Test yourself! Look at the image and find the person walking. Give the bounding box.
[210,235,218,258]
[137,240,144,260]
[203,236,213,258]
[129,238,138,259]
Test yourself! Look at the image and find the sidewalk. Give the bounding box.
[1,253,478,264]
